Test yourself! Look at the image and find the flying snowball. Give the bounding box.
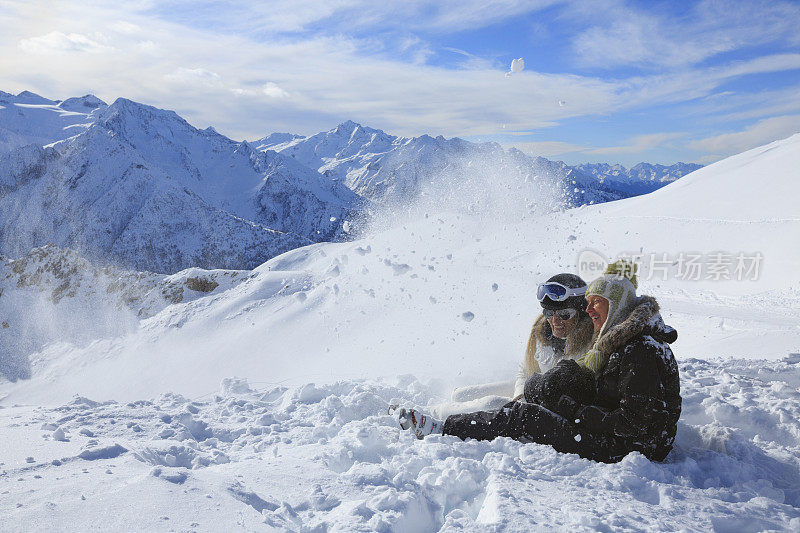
[505,57,524,77]
[558,99,566,107]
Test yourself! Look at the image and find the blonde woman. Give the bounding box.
[513,273,595,401]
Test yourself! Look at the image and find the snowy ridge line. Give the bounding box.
[3,358,800,531]
[601,214,800,224]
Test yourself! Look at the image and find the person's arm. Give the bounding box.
[512,365,527,400]
[557,344,666,438]
[512,357,541,400]
[513,321,543,400]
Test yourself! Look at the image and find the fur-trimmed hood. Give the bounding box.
[594,295,677,357]
[524,313,596,374]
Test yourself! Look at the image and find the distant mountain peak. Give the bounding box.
[99,98,193,138]
[331,120,390,139]
[253,132,304,149]
[17,90,44,98]
[335,119,360,131]
[14,90,54,104]
[58,94,107,112]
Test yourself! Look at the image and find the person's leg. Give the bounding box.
[396,401,631,462]
[443,401,585,455]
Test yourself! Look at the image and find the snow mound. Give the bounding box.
[3,357,800,530]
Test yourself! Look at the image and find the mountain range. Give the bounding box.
[0,90,702,273]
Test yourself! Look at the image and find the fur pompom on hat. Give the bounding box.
[602,260,638,289]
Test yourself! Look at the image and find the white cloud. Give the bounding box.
[232,82,290,99]
[110,21,142,35]
[613,54,800,113]
[261,82,289,98]
[164,67,223,87]
[138,0,557,35]
[586,132,685,155]
[690,114,800,156]
[678,84,800,125]
[507,141,587,157]
[568,0,800,70]
[18,31,115,55]
[1,2,621,139]
[136,40,158,53]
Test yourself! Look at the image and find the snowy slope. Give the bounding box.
[0,91,106,153]
[3,133,798,404]
[2,362,800,531]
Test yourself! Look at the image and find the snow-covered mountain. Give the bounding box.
[0,91,107,153]
[96,98,362,242]
[1,91,703,277]
[256,120,629,206]
[576,161,703,194]
[4,131,797,402]
[0,97,364,273]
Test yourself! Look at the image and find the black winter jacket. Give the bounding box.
[556,296,681,461]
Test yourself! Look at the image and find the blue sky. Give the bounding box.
[1,0,799,165]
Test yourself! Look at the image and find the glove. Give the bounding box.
[553,394,580,421]
[525,360,596,409]
[542,360,596,409]
[523,372,546,404]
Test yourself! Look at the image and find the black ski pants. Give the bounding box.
[442,401,630,463]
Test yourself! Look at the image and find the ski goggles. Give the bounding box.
[543,308,578,320]
[536,282,587,302]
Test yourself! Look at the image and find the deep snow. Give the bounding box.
[1,132,799,531]
[3,360,800,531]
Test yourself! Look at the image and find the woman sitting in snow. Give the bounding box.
[395,260,682,463]
[441,273,596,415]
[512,273,596,400]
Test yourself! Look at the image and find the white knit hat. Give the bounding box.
[578,260,638,372]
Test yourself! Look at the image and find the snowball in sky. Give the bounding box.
[505,57,524,77]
